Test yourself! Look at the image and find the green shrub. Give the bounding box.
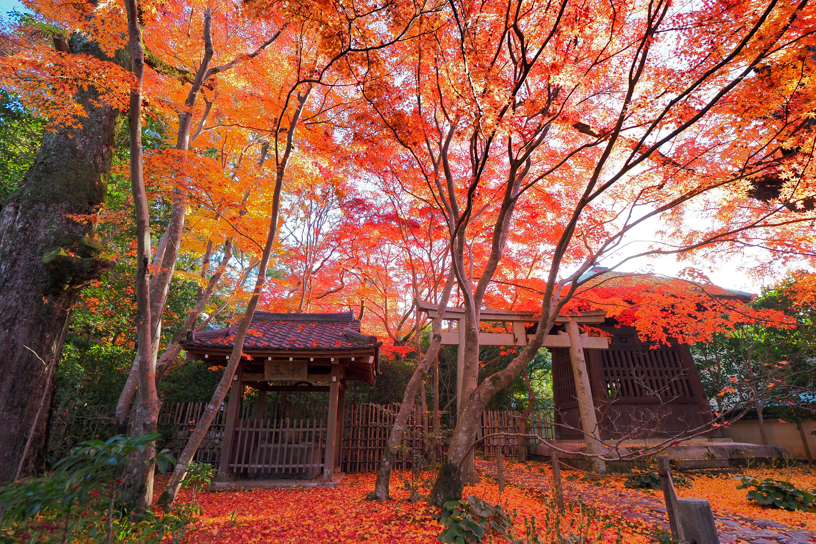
[438,496,512,543]
[502,496,621,544]
[624,471,690,490]
[182,462,214,506]
[737,477,816,511]
[536,497,621,544]
[0,433,194,543]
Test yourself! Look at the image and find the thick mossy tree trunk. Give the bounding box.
[0,84,117,480]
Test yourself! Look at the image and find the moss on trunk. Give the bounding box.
[0,82,119,480]
[428,460,464,507]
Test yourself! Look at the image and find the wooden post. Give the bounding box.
[657,456,679,540]
[551,452,565,514]
[497,446,505,493]
[676,499,720,544]
[216,366,243,482]
[432,357,440,459]
[324,364,341,481]
[335,379,346,470]
[563,322,605,473]
[255,389,266,419]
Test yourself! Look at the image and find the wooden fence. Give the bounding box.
[230,418,326,478]
[481,410,555,457]
[342,403,428,473]
[159,402,554,473]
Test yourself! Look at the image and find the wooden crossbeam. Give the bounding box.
[241,372,332,383]
[438,331,608,349]
[416,298,606,324]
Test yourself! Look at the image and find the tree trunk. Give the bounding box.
[159,87,312,507]
[123,0,161,511]
[798,423,813,465]
[755,400,768,446]
[429,286,565,506]
[0,82,117,480]
[517,369,535,463]
[373,274,454,500]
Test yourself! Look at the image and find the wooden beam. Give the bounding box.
[267,385,330,392]
[416,298,606,324]
[439,331,608,349]
[181,348,376,360]
[242,372,333,383]
[513,321,527,345]
[255,389,266,419]
[417,298,536,321]
[335,382,346,471]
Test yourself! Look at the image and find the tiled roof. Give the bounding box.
[184,312,379,351]
[577,267,753,302]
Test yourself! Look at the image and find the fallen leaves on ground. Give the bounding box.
[161,463,816,543]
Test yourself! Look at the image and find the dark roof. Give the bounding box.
[184,311,379,352]
[577,266,753,302]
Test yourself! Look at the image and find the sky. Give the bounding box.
[0,0,22,14]
[0,0,808,296]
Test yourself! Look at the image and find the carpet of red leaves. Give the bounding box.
[173,474,443,544]
[169,471,647,544]
[164,465,816,543]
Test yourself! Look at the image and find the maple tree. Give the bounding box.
[1,0,815,525]
[346,0,816,504]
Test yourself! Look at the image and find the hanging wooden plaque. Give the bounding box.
[264,360,308,381]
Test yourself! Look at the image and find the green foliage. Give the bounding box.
[692,274,816,418]
[0,433,194,543]
[499,496,622,544]
[182,462,214,506]
[0,90,44,200]
[160,361,223,403]
[737,476,816,511]
[47,341,134,465]
[624,471,690,490]
[438,496,513,544]
[347,354,416,405]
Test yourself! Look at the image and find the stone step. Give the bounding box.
[671,458,731,470]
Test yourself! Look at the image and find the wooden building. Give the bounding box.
[182,311,380,482]
[417,297,717,444]
[548,321,715,440]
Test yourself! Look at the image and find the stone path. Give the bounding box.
[475,460,816,544]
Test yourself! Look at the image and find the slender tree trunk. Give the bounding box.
[373,274,454,499]
[429,286,564,506]
[0,67,117,480]
[114,15,283,428]
[432,350,440,458]
[798,423,813,465]
[755,400,768,446]
[155,240,234,382]
[517,369,535,463]
[123,0,161,510]
[159,87,312,507]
